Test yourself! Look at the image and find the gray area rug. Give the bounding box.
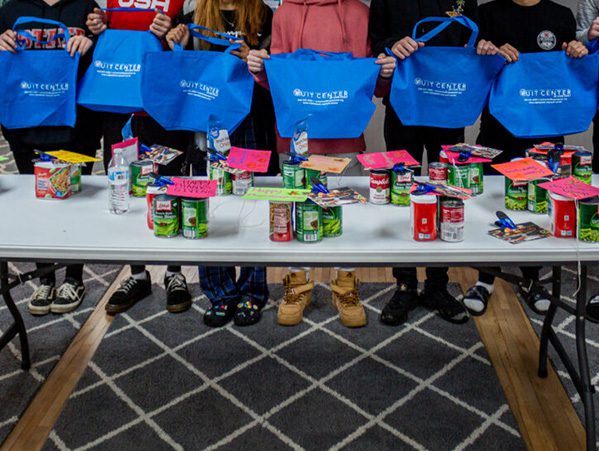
[44,282,524,451]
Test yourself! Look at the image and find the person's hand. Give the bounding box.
[391,36,424,60]
[588,17,599,41]
[86,8,107,35]
[375,53,395,78]
[0,29,17,52]
[498,43,519,63]
[150,10,171,38]
[230,39,250,61]
[563,40,588,58]
[247,49,269,73]
[166,24,189,49]
[477,39,498,56]
[67,35,93,56]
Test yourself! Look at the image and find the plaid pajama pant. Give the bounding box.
[198,266,269,307]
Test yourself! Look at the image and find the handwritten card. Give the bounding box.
[243,187,310,202]
[44,150,101,164]
[166,178,217,199]
[445,151,492,165]
[357,151,420,170]
[538,177,599,200]
[300,155,351,174]
[308,187,367,208]
[492,158,554,181]
[227,147,271,173]
[112,137,139,166]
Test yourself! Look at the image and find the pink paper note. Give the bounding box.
[492,158,554,181]
[538,177,599,200]
[112,137,139,166]
[227,147,271,173]
[357,150,420,170]
[166,178,217,198]
[445,151,492,165]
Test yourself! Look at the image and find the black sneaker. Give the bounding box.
[106,272,152,315]
[164,273,192,313]
[517,281,551,315]
[380,284,420,326]
[234,298,263,327]
[463,285,491,316]
[587,294,599,323]
[204,300,237,328]
[51,278,85,314]
[420,287,469,324]
[27,284,56,316]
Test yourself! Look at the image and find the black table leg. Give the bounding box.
[0,261,30,370]
[539,266,561,378]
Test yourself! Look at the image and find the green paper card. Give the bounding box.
[243,187,311,202]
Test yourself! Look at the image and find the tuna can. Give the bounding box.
[369,169,390,204]
[322,206,343,238]
[410,193,438,242]
[448,164,470,190]
[131,160,155,197]
[549,192,576,238]
[295,201,323,243]
[232,171,254,196]
[527,178,550,214]
[208,164,232,196]
[181,198,208,239]
[269,201,293,242]
[468,163,484,195]
[429,162,448,182]
[391,169,413,206]
[504,178,527,211]
[572,151,593,185]
[282,160,305,189]
[440,198,464,242]
[152,195,180,238]
[578,196,599,242]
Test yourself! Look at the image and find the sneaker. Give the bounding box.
[164,273,192,313]
[331,271,366,328]
[517,280,551,315]
[421,287,469,324]
[234,298,263,327]
[106,272,152,315]
[587,294,599,323]
[463,285,491,316]
[51,279,85,314]
[278,271,314,326]
[27,284,56,316]
[380,283,419,326]
[204,300,237,328]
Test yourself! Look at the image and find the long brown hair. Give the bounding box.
[193,0,267,49]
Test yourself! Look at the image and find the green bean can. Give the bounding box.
[390,170,413,206]
[295,201,323,243]
[208,164,232,196]
[131,160,155,197]
[181,198,208,239]
[322,206,343,238]
[305,169,327,189]
[572,151,593,185]
[282,160,305,189]
[70,164,81,194]
[468,163,484,195]
[448,165,470,189]
[505,178,527,211]
[578,196,599,242]
[152,195,180,238]
[527,178,550,214]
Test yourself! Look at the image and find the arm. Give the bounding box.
[576,0,599,44]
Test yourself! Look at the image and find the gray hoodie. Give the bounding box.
[577,0,599,43]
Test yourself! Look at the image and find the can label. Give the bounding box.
[370,170,390,204]
[468,163,483,195]
[305,169,327,189]
[182,198,208,239]
[429,162,448,182]
[578,198,599,242]
[282,161,305,189]
[411,196,438,241]
[391,171,412,206]
[323,206,343,238]
[270,201,293,242]
[550,194,576,238]
[209,164,232,196]
[448,165,470,190]
[153,195,180,238]
[440,200,464,242]
[573,151,593,185]
[35,162,72,199]
[527,179,549,214]
[505,178,527,211]
[146,184,166,230]
[70,164,81,194]
[295,202,323,243]
[232,171,254,196]
[131,160,155,197]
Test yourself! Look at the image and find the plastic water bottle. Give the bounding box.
[108,149,130,214]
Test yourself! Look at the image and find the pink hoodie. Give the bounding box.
[254,0,390,155]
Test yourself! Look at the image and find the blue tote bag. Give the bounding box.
[389,16,505,129]
[264,49,380,138]
[0,17,79,129]
[141,25,255,133]
[489,51,599,138]
[77,8,163,114]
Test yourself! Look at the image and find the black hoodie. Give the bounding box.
[0,0,101,149]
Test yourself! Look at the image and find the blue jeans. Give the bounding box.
[199,266,268,307]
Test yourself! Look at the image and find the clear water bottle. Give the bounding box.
[108,149,130,214]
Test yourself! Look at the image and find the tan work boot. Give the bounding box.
[278,271,314,326]
[331,271,366,328]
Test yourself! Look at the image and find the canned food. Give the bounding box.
[70,164,81,194]
[146,183,166,230]
[549,192,576,238]
[34,161,72,199]
[232,171,254,196]
[578,196,599,242]
[410,193,437,241]
[527,178,550,214]
[440,198,464,242]
[182,198,208,239]
[282,160,305,189]
[369,170,390,205]
[572,151,593,185]
[305,169,327,189]
[270,201,293,242]
[131,160,155,197]
[152,195,180,238]
[429,162,448,182]
[295,201,323,243]
[391,170,413,206]
[504,178,527,211]
[208,164,232,196]
[323,206,343,238]
[448,165,470,190]
[468,163,484,195]
[439,150,449,164]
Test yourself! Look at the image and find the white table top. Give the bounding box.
[0,175,597,266]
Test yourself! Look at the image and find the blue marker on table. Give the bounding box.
[495,211,516,230]
[310,176,329,194]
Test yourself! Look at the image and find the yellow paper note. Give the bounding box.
[300,155,351,174]
[45,150,101,164]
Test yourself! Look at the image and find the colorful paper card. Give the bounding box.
[227,147,271,173]
[0,156,9,162]
[538,177,599,200]
[112,137,139,166]
[243,187,310,202]
[166,178,217,198]
[445,144,503,159]
[141,145,183,166]
[489,222,550,244]
[533,143,586,153]
[209,160,245,175]
[357,151,419,170]
[445,151,492,165]
[308,187,367,208]
[300,155,351,174]
[492,158,554,181]
[44,150,101,164]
